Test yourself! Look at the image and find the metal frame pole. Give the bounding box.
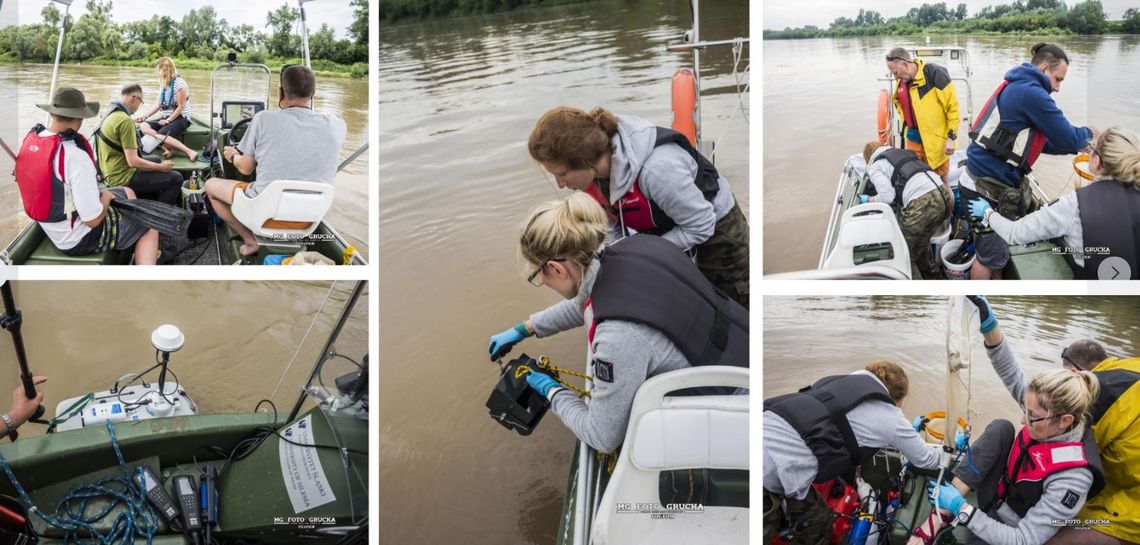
[288,281,366,422]
[45,0,73,122]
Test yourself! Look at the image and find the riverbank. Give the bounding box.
[379,0,590,24]
[765,26,1138,39]
[0,55,367,79]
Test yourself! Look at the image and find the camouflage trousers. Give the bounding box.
[900,184,952,280]
[969,169,1040,219]
[696,202,749,308]
[762,488,833,545]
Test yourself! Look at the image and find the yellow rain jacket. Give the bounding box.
[1080,356,1140,542]
[891,59,960,171]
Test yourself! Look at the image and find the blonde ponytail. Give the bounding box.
[519,193,608,272]
[1094,127,1140,187]
[1029,369,1100,429]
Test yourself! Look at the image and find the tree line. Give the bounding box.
[764,0,1140,39]
[0,0,370,77]
[380,0,587,23]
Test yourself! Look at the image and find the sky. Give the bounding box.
[1,0,356,38]
[764,0,1135,30]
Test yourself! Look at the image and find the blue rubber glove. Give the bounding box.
[966,295,998,334]
[928,482,967,515]
[859,195,870,204]
[488,322,530,360]
[912,415,929,432]
[525,370,561,398]
[968,198,992,220]
[955,430,969,451]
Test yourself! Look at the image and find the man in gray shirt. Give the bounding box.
[204,65,347,256]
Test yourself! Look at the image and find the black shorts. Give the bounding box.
[63,188,150,256]
[147,116,190,138]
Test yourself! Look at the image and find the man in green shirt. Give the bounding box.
[94,83,183,205]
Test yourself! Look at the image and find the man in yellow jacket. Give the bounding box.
[886,47,960,186]
[1049,339,1140,545]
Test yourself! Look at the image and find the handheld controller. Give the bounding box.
[174,474,202,543]
[200,465,218,543]
[135,467,179,524]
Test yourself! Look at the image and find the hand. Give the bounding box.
[488,322,529,360]
[859,195,870,204]
[223,146,236,163]
[968,198,991,220]
[524,370,561,398]
[944,139,956,155]
[1088,125,1100,142]
[927,482,967,515]
[955,430,969,451]
[134,115,147,123]
[8,376,46,429]
[158,118,169,126]
[966,295,998,333]
[159,160,174,172]
[913,415,929,432]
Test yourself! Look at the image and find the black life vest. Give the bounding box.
[1074,180,1140,280]
[969,80,1049,173]
[762,374,895,483]
[984,426,1105,518]
[586,234,748,367]
[871,148,935,206]
[13,125,96,223]
[585,127,722,236]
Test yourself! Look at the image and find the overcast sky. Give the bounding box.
[765,0,1135,30]
[1,0,355,38]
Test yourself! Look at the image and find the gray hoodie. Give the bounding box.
[608,115,736,250]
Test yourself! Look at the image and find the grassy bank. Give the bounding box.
[380,0,592,24]
[0,55,367,79]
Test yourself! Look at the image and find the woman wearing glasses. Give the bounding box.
[527,106,749,307]
[967,127,1140,279]
[486,193,747,452]
[907,296,1104,545]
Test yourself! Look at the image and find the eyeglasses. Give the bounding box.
[885,55,906,62]
[129,95,143,103]
[1022,404,1060,425]
[1061,347,1078,370]
[527,258,566,287]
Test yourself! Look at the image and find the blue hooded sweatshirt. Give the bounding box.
[967,63,1093,188]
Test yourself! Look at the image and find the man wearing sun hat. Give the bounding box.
[13,87,160,264]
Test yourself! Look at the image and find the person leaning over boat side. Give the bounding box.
[203,65,347,257]
[960,43,1097,280]
[861,141,952,279]
[94,84,183,206]
[14,88,161,265]
[528,106,749,307]
[0,376,47,437]
[762,361,956,545]
[967,127,1140,280]
[885,47,960,186]
[910,295,1104,545]
[132,57,202,163]
[486,193,747,453]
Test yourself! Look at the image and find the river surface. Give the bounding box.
[0,281,368,439]
[0,64,370,258]
[377,0,748,542]
[764,296,1140,431]
[763,35,1140,273]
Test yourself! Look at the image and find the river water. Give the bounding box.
[0,281,369,439]
[763,35,1140,273]
[0,64,370,258]
[764,296,1140,431]
[378,0,748,542]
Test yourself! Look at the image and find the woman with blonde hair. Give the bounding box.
[528,106,749,307]
[486,193,748,452]
[968,127,1140,279]
[135,56,202,162]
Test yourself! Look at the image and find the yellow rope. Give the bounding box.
[536,356,592,398]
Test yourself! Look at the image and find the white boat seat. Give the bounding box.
[823,202,911,277]
[592,366,750,545]
[231,180,334,238]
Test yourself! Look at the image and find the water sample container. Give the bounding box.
[941,239,975,280]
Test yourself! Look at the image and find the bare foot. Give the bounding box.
[162,149,173,159]
[188,150,198,162]
[239,243,261,257]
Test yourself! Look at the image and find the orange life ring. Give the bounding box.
[922,410,968,441]
[671,68,698,148]
[1073,153,1095,181]
[877,89,890,144]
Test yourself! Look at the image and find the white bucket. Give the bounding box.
[941,239,974,280]
[930,220,952,264]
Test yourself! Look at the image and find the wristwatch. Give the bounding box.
[955,504,975,527]
[0,413,14,435]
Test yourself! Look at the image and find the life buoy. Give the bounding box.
[921,410,968,441]
[1073,153,1095,190]
[877,89,890,144]
[671,68,698,148]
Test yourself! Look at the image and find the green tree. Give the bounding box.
[41,5,61,28]
[309,23,337,61]
[65,0,114,61]
[1066,0,1107,34]
[266,3,301,58]
[954,3,969,20]
[1122,8,1140,33]
[349,0,368,45]
[179,6,225,52]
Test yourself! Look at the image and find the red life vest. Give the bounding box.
[969,80,1048,173]
[14,125,96,223]
[994,425,1105,517]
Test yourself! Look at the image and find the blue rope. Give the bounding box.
[0,420,161,544]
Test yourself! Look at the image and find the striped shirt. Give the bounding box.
[158,76,192,119]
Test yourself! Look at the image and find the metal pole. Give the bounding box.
[288,281,366,422]
[336,142,368,173]
[0,282,46,435]
[45,1,72,123]
[299,0,312,69]
[691,0,701,143]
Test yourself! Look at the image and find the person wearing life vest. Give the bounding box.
[912,296,1104,545]
[762,361,956,545]
[861,142,952,279]
[94,83,183,206]
[961,43,1097,280]
[968,127,1140,280]
[885,47,960,186]
[131,57,202,163]
[14,88,161,265]
[485,193,747,453]
[528,106,749,308]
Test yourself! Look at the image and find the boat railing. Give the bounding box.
[819,156,864,268]
[208,61,273,148]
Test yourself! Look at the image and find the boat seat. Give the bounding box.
[823,202,911,277]
[591,366,750,545]
[24,238,125,266]
[231,180,334,239]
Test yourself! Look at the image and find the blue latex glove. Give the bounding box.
[928,482,967,515]
[488,322,529,360]
[955,430,969,451]
[912,415,929,431]
[859,195,870,204]
[968,198,992,220]
[525,370,561,398]
[966,295,998,333]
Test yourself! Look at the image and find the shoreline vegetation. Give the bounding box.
[0,0,369,78]
[764,0,1140,39]
[379,0,590,24]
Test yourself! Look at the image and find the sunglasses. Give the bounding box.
[527,258,566,287]
[886,55,907,62]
